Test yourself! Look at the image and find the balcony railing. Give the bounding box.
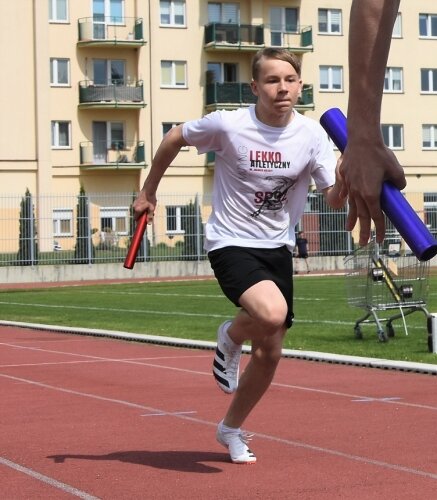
[77,17,145,47]
[79,140,146,169]
[206,82,256,108]
[78,80,145,108]
[204,23,312,52]
[204,23,264,49]
[205,82,314,111]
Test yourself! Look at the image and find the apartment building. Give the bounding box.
[1,0,437,252]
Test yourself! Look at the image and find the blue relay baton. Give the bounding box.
[320,107,437,261]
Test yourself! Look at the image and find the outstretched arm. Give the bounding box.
[341,0,406,245]
[133,124,188,222]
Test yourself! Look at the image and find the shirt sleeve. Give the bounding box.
[310,126,336,191]
[182,111,224,155]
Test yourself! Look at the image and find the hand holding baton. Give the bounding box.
[123,212,148,269]
[320,108,437,261]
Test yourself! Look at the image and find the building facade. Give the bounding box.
[1,0,437,252]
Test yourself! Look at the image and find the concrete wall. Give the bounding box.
[0,256,370,285]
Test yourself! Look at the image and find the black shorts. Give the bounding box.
[297,253,308,259]
[208,245,294,328]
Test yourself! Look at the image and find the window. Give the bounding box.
[161,61,187,87]
[160,1,186,26]
[53,209,73,236]
[424,193,437,235]
[93,0,124,23]
[318,9,341,34]
[100,207,128,235]
[93,59,125,85]
[92,121,124,163]
[208,2,239,23]
[163,123,188,150]
[270,7,298,45]
[421,69,437,93]
[207,62,237,83]
[109,122,124,150]
[166,205,184,234]
[319,66,343,91]
[381,124,403,149]
[51,121,71,148]
[419,13,437,37]
[392,13,402,37]
[92,0,124,37]
[384,67,403,92]
[422,125,437,149]
[49,0,68,22]
[50,58,70,86]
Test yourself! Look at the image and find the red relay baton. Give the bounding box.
[123,212,148,269]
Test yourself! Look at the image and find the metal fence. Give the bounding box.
[0,191,434,267]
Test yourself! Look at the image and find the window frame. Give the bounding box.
[50,58,70,86]
[51,121,71,149]
[422,125,437,150]
[166,205,185,235]
[100,206,129,235]
[49,0,69,23]
[160,60,187,88]
[53,208,73,237]
[419,13,437,38]
[392,12,402,38]
[160,0,186,27]
[381,124,404,150]
[420,68,437,94]
[319,65,343,92]
[384,67,403,93]
[318,8,342,35]
[208,2,239,24]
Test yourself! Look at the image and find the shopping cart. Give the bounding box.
[344,239,430,342]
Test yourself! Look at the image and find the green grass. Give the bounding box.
[1,276,436,365]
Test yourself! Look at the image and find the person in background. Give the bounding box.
[342,0,406,246]
[294,230,310,274]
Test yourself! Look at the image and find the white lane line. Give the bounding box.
[0,456,100,499]
[1,372,436,482]
[69,290,327,301]
[0,301,229,319]
[2,341,437,411]
[141,411,197,417]
[352,397,402,403]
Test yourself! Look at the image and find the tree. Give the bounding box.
[74,186,95,263]
[17,188,39,265]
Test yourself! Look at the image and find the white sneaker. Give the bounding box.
[216,420,256,464]
[212,320,241,394]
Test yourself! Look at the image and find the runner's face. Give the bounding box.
[251,57,302,121]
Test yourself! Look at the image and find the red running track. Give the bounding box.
[1,324,437,499]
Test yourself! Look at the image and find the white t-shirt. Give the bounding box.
[182,105,336,252]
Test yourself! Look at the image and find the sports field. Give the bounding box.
[1,274,436,365]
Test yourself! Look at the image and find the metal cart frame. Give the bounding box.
[344,240,430,342]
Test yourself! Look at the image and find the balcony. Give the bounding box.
[79,140,146,169]
[78,81,145,109]
[204,23,264,51]
[204,23,312,53]
[77,17,146,47]
[205,82,314,111]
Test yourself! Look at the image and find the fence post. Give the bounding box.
[86,195,92,265]
[29,194,35,265]
[195,194,201,261]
